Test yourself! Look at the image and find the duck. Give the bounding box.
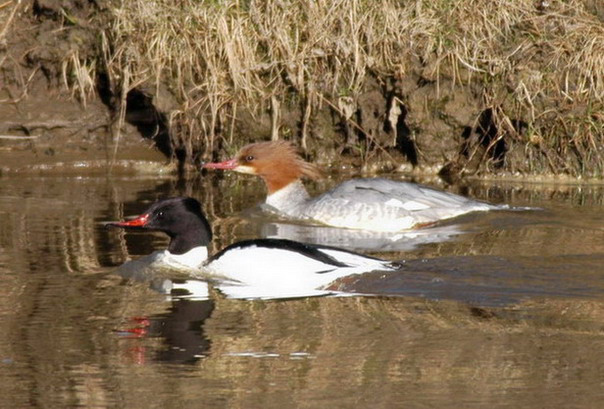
[106,197,399,299]
[202,141,505,232]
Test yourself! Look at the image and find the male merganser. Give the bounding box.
[202,141,504,232]
[107,197,398,299]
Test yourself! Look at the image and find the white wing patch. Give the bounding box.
[398,200,431,211]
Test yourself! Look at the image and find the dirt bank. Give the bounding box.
[1,0,603,179]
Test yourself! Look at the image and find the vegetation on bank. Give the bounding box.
[2,0,604,178]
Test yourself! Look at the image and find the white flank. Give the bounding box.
[202,245,395,299]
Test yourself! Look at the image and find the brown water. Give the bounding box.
[1,169,604,408]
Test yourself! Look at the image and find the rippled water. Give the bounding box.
[1,169,604,408]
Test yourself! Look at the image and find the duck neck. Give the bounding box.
[167,223,212,256]
[265,180,311,216]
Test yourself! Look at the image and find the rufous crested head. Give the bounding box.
[204,141,322,193]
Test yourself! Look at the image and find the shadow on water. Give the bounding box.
[342,254,604,307]
[2,170,604,408]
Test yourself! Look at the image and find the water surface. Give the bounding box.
[1,170,604,408]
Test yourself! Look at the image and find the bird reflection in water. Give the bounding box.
[112,258,215,365]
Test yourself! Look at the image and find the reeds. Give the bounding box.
[71,0,604,175]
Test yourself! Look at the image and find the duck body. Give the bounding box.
[203,141,503,232]
[204,238,394,298]
[264,177,497,231]
[107,197,397,299]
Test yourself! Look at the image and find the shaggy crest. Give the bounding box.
[237,141,322,181]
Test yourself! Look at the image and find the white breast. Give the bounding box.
[159,247,209,269]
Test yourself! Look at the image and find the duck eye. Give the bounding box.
[244,155,255,162]
[156,211,164,219]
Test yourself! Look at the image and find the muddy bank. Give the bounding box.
[0,0,172,174]
[1,1,603,179]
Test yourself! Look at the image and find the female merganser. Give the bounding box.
[107,197,398,299]
[202,141,504,232]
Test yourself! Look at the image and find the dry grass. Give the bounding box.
[0,0,21,43]
[50,0,604,174]
[61,51,97,106]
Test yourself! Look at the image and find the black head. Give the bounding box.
[108,197,212,254]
